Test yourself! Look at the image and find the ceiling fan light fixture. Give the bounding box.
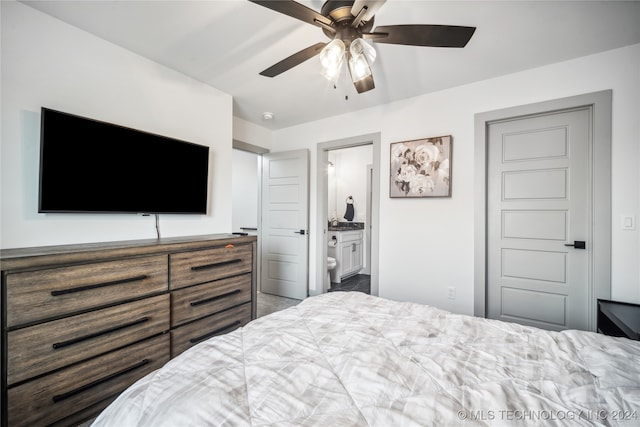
[252,0,477,95]
[353,73,375,93]
[320,60,344,83]
[350,38,376,64]
[319,39,345,82]
[348,53,372,83]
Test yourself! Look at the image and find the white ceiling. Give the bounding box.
[21,0,640,130]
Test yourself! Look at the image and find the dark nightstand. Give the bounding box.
[597,299,640,340]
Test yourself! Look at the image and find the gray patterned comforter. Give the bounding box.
[93,292,640,426]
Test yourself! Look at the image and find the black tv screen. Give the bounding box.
[38,107,210,214]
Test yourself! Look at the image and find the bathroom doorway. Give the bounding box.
[327,146,372,280]
[231,140,269,295]
[316,133,380,296]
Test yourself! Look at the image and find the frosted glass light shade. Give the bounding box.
[320,39,345,83]
[350,38,376,64]
[348,53,372,82]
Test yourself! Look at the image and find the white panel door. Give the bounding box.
[261,149,309,300]
[487,108,590,331]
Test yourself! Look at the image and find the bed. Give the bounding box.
[92,292,640,426]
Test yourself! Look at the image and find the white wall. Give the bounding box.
[238,43,640,313]
[1,2,233,248]
[233,117,273,151]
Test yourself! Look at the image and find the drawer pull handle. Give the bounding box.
[190,259,242,271]
[52,317,150,350]
[189,320,242,344]
[52,358,150,403]
[51,275,149,296]
[190,289,242,307]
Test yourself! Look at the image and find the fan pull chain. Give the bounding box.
[343,63,350,101]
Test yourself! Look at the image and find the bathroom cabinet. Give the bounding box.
[328,230,363,283]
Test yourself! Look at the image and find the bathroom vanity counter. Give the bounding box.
[328,222,364,231]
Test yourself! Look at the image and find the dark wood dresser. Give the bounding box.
[0,234,257,426]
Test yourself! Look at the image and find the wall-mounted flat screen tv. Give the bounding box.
[38,107,210,214]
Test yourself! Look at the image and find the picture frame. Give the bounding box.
[389,135,452,198]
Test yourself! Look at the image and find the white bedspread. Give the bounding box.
[93,292,640,426]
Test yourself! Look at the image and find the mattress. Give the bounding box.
[92,292,640,426]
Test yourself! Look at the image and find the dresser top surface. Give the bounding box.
[1,234,256,270]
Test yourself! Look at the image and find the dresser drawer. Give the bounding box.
[7,334,170,427]
[170,244,252,289]
[171,273,251,327]
[171,303,251,357]
[7,294,169,385]
[5,254,168,327]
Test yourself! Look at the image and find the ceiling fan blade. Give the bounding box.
[259,42,327,77]
[367,24,476,47]
[249,0,333,29]
[351,0,387,23]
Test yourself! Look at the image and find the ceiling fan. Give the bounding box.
[249,0,476,93]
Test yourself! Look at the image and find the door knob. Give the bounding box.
[564,240,586,249]
[293,230,306,235]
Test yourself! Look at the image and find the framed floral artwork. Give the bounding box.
[390,135,452,198]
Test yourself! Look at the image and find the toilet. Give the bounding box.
[327,256,337,286]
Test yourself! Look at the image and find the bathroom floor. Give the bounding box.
[328,274,371,294]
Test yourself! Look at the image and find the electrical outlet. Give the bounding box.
[448,287,456,300]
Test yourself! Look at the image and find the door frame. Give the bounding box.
[232,139,269,294]
[364,164,373,275]
[473,90,612,331]
[316,133,381,296]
